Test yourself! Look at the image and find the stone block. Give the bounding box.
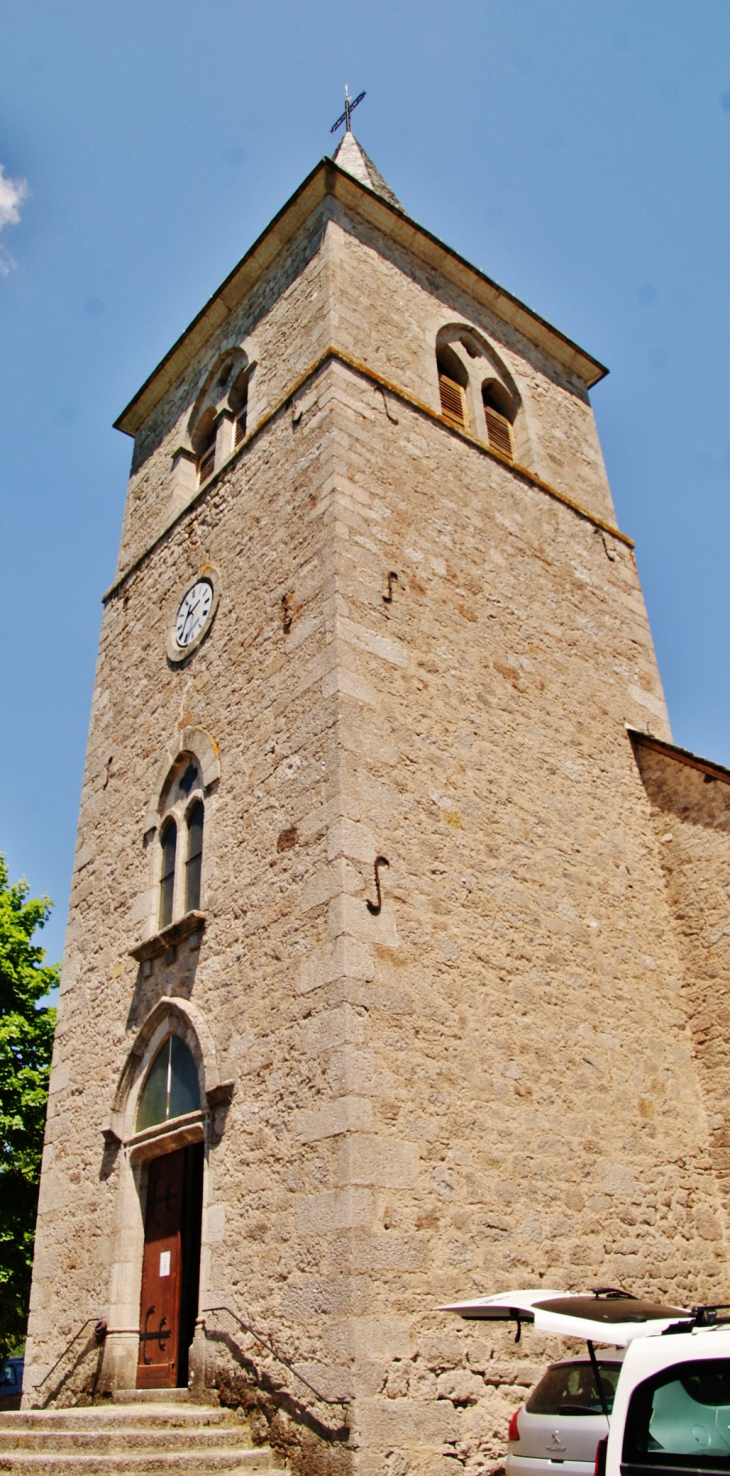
[296,1187,374,1234]
[304,1003,369,1054]
[350,1316,412,1361]
[338,1134,420,1188]
[328,893,400,948]
[353,1398,459,1447]
[295,1095,373,1142]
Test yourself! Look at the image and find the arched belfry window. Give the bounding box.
[136,1035,201,1132]
[435,325,523,463]
[157,756,205,927]
[189,351,251,486]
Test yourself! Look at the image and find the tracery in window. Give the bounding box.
[136,1035,201,1132]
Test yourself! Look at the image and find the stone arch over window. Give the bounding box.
[144,727,220,835]
[434,323,528,464]
[107,996,227,1144]
[188,348,252,484]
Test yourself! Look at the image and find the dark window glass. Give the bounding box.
[185,800,204,913]
[159,820,177,928]
[136,1039,169,1129]
[168,1036,201,1119]
[136,1035,201,1131]
[526,1361,622,1416]
[179,763,198,796]
[623,1359,730,1471]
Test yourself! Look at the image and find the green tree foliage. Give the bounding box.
[0,855,58,1358]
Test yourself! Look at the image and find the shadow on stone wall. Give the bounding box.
[205,1328,351,1476]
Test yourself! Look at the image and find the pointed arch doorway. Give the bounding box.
[135,1036,204,1390]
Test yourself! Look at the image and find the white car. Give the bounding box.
[441,1287,730,1476]
[506,1353,623,1476]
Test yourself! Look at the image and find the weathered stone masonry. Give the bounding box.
[23,135,730,1476]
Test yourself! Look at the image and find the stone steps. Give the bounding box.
[0,1428,249,1453]
[0,1406,226,1432]
[0,1403,287,1476]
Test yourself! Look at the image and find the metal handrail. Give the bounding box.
[35,1317,107,1389]
[200,1305,347,1408]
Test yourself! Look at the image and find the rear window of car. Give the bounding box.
[622,1358,730,1472]
[526,1361,622,1416]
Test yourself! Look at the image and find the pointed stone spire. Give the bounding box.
[332,131,404,212]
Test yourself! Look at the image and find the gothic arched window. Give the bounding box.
[157,757,205,926]
[185,801,204,913]
[136,1035,201,1131]
[159,820,177,928]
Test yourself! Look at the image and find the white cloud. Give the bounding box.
[0,164,28,276]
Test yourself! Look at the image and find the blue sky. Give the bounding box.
[2,0,730,966]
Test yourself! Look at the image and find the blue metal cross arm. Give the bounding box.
[330,86,365,134]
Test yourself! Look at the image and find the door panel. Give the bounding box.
[137,1150,184,1389]
[178,1141,204,1387]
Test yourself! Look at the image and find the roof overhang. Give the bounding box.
[114,158,608,439]
[629,728,730,787]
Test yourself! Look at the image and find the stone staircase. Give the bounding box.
[0,1399,288,1475]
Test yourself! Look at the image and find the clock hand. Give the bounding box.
[181,598,201,640]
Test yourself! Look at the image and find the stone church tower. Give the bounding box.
[22,129,730,1474]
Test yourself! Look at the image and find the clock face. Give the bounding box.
[175,579,214,649]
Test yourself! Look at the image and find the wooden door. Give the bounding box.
[136,1150,184,1389]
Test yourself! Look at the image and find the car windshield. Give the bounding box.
[526,1361,622,1416]
[623,1358,730,1471]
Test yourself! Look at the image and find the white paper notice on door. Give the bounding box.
[159,1250,171,1277]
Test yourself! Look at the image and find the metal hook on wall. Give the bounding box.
[383,571,399,605]
[366,855,390,915]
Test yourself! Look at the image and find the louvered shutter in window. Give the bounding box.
[198,444,215,483]
[439,374,466,431]
[484,406,513,460]
[234,408,247,446]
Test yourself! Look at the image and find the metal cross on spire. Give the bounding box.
[330,85,366,135]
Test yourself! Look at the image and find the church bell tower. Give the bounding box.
[23,122,730,1476]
